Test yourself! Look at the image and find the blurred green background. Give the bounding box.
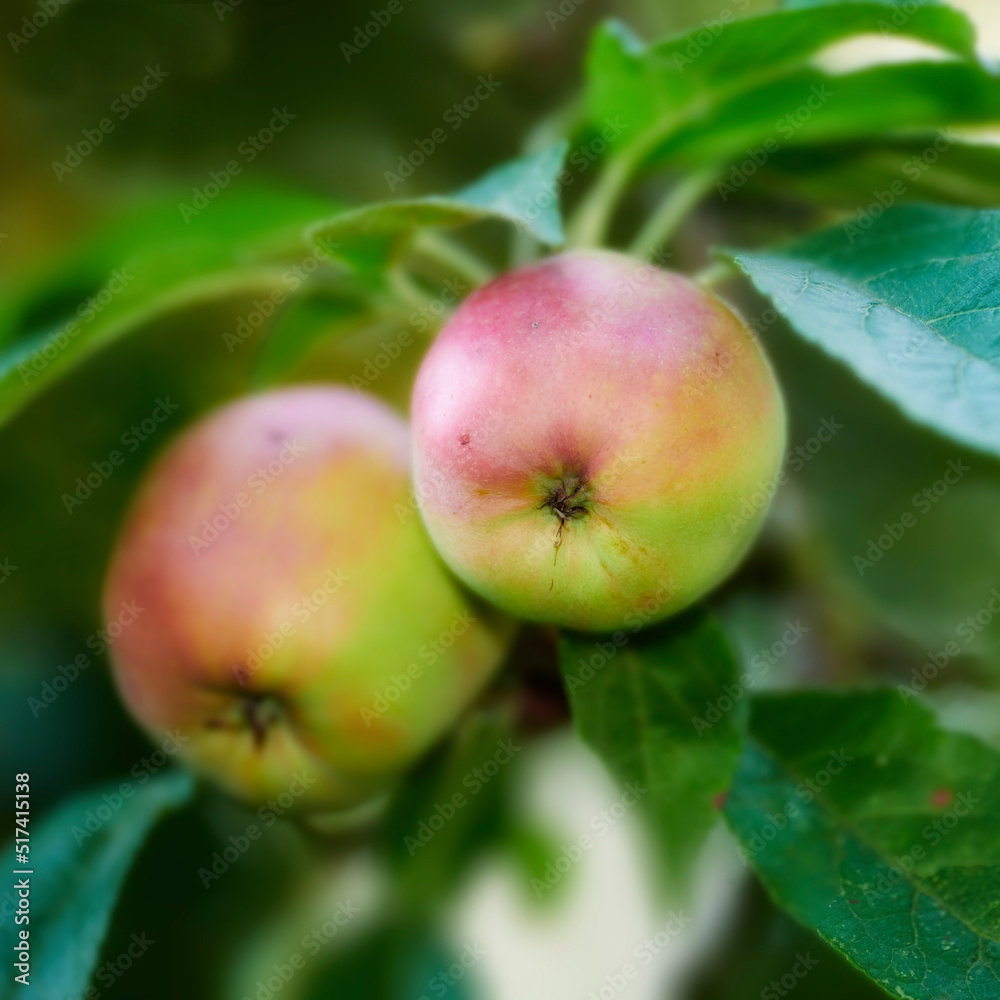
[2,1,1000,998]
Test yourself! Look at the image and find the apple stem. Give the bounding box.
[386,265,437,315]
[565,153,636,249]
[628,166,719,260]
[205,692,281,749]
[244,697,271,748]
[413,230,496,287]
[693,259,738,289]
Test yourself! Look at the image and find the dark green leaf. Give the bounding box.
[301,919,477,1000]
[307,143,569,271]
[726,690,1000,999]
[738,138,1000,210]
[560,609,743,882]
[784,0,947,7]
[585,6,977,166]
[380,705,518,909]
[687,879,891,1000]
[731,204,1000,457]
[657,62,1000,168]
[1,769,195,1000]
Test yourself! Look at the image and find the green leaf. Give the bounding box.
[585,6,977,166]
[783,0,947,8]
[560,609,743,882]
[379,705,518,909]
[301,919,477,1000]
[306,143,569,271]
[2,769,195,1000]
[657,62,1000,167]
[0,187,339,430]
[739,138,1000,210]
[690,879,895,1000]
[763,326,1000,670]
[725,690,1000,999]
[730,204,1000,458]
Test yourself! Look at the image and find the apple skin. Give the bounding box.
[411,250,786,632]
[103,387,511,811]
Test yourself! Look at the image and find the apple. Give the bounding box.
[411,250,786,632]
[103,386,511,811]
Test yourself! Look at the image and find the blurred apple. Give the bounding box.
[103,386,511,810]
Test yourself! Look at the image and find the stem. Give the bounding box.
[693,259,737,289]
[628,166,719,259]
[509,226,541,269]
[386,264,434,313]
[565,152,638,249]
[412,230,495,287]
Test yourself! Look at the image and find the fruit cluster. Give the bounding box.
[104,250,785,812]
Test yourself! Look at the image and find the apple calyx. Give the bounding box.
[206,691,285,749]
[540,470,592,549]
